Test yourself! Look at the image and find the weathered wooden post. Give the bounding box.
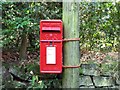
[62,0,80,88]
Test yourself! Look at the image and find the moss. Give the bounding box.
[79,68,83,75]
[87,60,96,64]
[100,62,118,75]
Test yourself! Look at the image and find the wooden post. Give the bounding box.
[62,1,80,88]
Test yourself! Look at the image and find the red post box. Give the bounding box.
[40,20,63,73]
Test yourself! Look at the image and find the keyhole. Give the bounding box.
[50,42,52,46]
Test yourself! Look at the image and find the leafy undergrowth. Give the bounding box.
[81,50,118,64]
[2,49,118,64]
[2,50,39,63]
[2,50,61,89]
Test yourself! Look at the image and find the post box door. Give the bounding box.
[40,20,62,73]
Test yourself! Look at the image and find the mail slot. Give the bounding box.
[40,20,63,73]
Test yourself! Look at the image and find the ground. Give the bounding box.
[1,49,119,88]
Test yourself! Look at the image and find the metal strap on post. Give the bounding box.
[40,38,80,42]
[62,64,81,68]
[63,38,80,42]
[62,38,81,68]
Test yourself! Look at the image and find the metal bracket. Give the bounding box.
[62,63,81,68]
[40,38,80,42]
[63,38,80,42]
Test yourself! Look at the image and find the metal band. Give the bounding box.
[63,38,80,42]
[62,63,81,68]
[40,38,80,42]
[62,65,80,68]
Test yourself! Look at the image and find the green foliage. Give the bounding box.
[28,75,45,89]
[2,2,62,50]
[2,2,119,51]
[79,2,120,52]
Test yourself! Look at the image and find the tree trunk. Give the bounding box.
[62,1,80,88]
[19,32,28,60]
